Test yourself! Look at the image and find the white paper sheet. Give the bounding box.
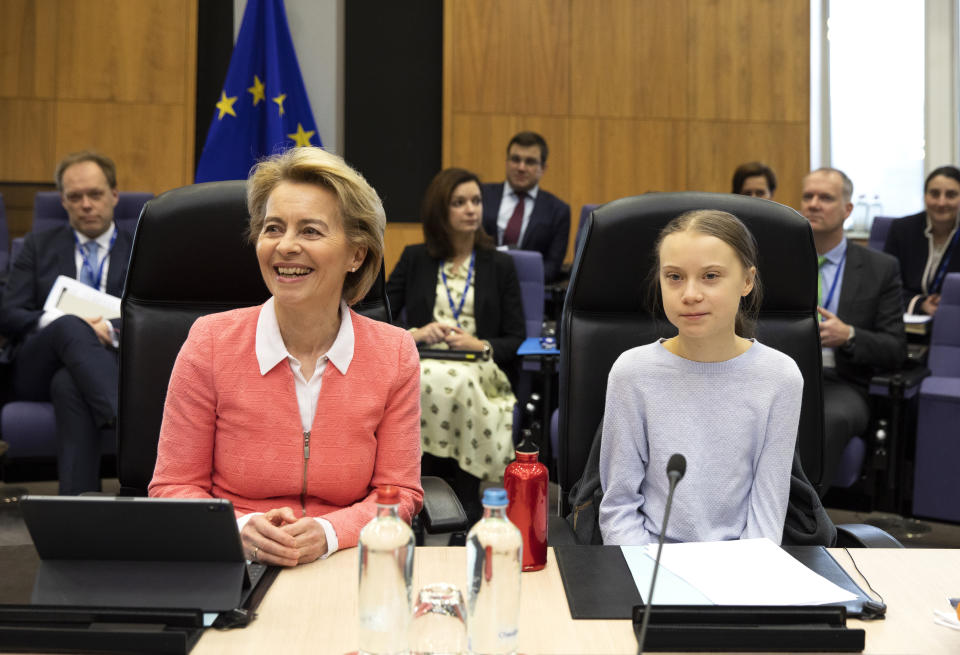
[43,275,121,320]
[643,538,858,606]
[621,546,713,605]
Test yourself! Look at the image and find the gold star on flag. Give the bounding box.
[247,75,265,106]
[272,93,287,116]
[288,123,315,147]
[215,91,237,119]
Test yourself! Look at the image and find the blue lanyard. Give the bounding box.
[440,251,475,328]
[73,229,117,291]
[928,227,960,294]
[821,249,846,311]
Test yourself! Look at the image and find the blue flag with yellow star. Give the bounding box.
[195,0,320,182]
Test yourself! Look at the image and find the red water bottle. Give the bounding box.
[504,443,548,571]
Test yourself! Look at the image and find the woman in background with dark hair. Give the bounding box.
[386,167,524,519]
[732,161,777,200]
[884,165,960,315]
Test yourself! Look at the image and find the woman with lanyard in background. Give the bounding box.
[884,165,960,316]
[387,167,525,521]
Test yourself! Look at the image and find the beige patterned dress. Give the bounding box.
[419,258,516,481]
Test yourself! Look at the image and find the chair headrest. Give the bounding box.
[124,181,269,306]
[569,192,817,316]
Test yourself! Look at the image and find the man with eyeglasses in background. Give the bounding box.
[482,131,570,283]
[0,151,133,494]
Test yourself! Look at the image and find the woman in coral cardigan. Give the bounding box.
[149,147,422,566]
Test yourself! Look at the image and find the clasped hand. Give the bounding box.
[240,507,328,567]
[817,307,852,348]
[83,315,113,347]
[412,322,484,351]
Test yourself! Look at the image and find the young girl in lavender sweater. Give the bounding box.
[599,210,804,546]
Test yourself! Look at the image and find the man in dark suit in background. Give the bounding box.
[481,131,570,283]
[799,167,906,488]
[0,151,133,494]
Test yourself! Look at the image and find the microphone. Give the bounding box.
[636,453,686,655]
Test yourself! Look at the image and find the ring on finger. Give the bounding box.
[253,545,260,561]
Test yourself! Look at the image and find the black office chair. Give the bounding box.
[116,180,466,539]
[551,192,900,548]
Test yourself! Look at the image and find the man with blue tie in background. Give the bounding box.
[482,131,571,283]
[799,167,906,490]
[0,151,133,494]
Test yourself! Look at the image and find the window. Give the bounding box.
[824,0,925,219]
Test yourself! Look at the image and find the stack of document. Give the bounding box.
[622,538,858,605]
[43,275,121,320]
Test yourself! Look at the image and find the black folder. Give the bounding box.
[554,545,880,620]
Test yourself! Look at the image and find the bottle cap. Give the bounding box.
[377,485,399,504]
[481,487,508,507]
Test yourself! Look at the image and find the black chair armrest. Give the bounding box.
[835,523,904,548]
[547,514,578,546]
[869,366,931,395]
[419,475,469,534]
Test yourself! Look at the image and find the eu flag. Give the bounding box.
[195,0,321,182]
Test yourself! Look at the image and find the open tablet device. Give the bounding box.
[20,495,262,612]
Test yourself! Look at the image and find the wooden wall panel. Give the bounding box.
[688,0,809,122]
[56,0,192,104]
[54,102,188,193]
[686,121,809,211]
[448,113,571,196]
[0,0,197,204]
[0,100,56,181]
[445,0,810,265]
[450,0,570,116]
[571,0,688,119]
[0,0,58,99]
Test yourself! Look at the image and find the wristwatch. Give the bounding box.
[481,340,492,361]
[842,326,856,351]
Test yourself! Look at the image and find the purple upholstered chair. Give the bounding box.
[507,250,545,441]
[911,273,960,522]
[574,204,600,259]
[0,191,153,478]
[867,215,896,252]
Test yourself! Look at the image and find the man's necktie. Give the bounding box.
[502,192,526,247]
[817,255,826,318]
[78,241,101,289]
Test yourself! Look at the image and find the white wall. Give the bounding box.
[234,0,344,154]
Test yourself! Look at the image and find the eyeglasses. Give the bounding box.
[508,154,542,168]
[64,189,109,204]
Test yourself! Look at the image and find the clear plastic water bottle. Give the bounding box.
[358,485,415,655]
[847,194,869,232]
[867,194,883,234]
[466,488,522,655]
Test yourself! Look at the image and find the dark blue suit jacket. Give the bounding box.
[833,243,906,388]
[0,224,133,342]
[883,211,960,312]
[481,182,570,283]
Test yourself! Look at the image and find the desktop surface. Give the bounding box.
[191,546,960,655]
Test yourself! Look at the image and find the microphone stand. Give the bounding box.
[636,464,683,655]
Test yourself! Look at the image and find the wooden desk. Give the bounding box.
[194,547,960,655]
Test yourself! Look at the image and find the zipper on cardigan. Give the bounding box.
[301,431,311,516]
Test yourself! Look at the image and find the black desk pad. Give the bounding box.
[554,545,880,620]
